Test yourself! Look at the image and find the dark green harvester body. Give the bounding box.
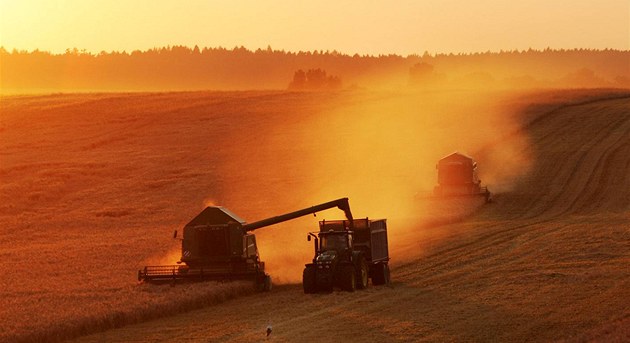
[180,206,250,267]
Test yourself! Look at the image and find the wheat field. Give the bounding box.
[1,89,629,342]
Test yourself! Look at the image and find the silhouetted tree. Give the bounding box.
[288,68,342,90]
[289,70,307,89]
[306,69,327,89]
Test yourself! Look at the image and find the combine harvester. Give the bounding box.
[433,152,491,202]
[138,198,356,291]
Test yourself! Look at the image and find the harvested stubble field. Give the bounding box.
[1,89,629,342]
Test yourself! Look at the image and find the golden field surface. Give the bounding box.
[1,89,629,342]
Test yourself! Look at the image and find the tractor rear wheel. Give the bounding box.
[340,265,356,292]
[303,266,317,294]
[356,258,369,289]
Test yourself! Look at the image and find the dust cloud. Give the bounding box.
[153,247,182,266]
[145,241,182,266]
[251,89,534,283]
[148,89,533,284]
[203,199,218,207]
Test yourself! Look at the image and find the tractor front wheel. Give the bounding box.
[303,266,317,294]
[340,265,356,292]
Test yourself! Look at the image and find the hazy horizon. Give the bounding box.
[3,45,629,57]
[2,47,628,94]
[1,1,628,56]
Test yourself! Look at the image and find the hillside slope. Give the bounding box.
[71,93,630,342]
[1,90,628,342]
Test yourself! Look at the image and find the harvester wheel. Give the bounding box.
[302,266,317,294]
[356,258,369,289]
[255,273,273,292]
[340,265,356,292]
[263,275,272,292]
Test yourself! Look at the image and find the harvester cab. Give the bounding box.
[303,218,390,294]
[179,207,248,267]
[138,198,355,292]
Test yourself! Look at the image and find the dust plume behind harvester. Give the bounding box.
[433,152,491,202]
[138,198,355,291]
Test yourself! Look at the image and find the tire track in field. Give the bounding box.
[535,114,630,218]
[576,139,630,213]
[520,122,617,218]
[496,97,630,220]
[497,96,630,220]
[561,123,630,215]
[393,218,556,281]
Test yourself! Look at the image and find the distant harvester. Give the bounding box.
[433,152,491,202]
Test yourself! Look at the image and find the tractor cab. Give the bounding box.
[320,231,353,252]
[307,219,355,263]
[310,230,354,265]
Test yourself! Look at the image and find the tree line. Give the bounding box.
[1,46,628,93]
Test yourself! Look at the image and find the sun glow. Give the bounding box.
[1,0,628,55]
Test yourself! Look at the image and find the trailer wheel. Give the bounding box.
[340,265,356,292]
[356,258,369,289]
[303,266,317,294]
[263,275,272,292]
[372,263,390,285]
[383,264,390,285]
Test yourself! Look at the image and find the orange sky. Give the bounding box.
[0,0,628,55]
